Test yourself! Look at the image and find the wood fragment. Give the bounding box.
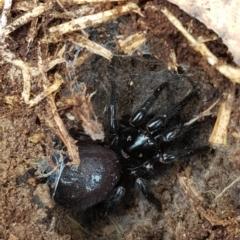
[168,49,179,71]
[179,176,240,227]
[209,92,234,145]
[26,18,38,53]
[67,33,112,60]
[118,32,147,55]
[60,0,125,4]
[47,77,80,166]
[167,0,240,66]
[75,51,92,67]
[28,133,46,143]
[0,0,12,42]
[0,0,4,10]
[13,1,35,12]
[65,82,105,141]
[215,175,240,201]
[184,99,219,126]
[28,73,64,107]
[0,3,50,38]
[25,0,39,51]
[161,7,240,84]
[49,4,100,20]
[49,3,143,38]
[8,233,19,240]
[232,132,240,139]
[4,95,18,105]
[45,57,65,72]
[36,45,80,166]
[0,47,31,103]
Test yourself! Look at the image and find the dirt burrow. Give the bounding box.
[0,0,239,239]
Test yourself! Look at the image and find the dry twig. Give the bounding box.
[158,7,239,146]
[48,3,143,38]
[0,0,12,42]
[179,176,240,227]
[161,7,240,84]
[60,0,125,4]
[0,47,31,103]
[118,32,147,55]
[47,76,81,166]
[232,132,240,139]
[36,44,80,166]
[0,3,51,39]
[28,73,64,107]
[215,175,240,201]
[67,33,112,60]
[0,43,66,106]
[65,82,105,141]
[209,91,234,145]
[184,99,219,126]
[48,94,80,166]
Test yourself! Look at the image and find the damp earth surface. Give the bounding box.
[0,0,240,239]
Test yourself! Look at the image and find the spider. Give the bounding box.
[46,78,215,212]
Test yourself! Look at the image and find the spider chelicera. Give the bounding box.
[47,78,215,211]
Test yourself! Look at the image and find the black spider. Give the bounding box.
[46,79,213,212]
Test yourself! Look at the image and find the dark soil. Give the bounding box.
[1,0,240,239]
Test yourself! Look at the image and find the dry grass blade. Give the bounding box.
[184,99,219,126]
[49,2,143,37]
[167,0,240,66]
[161,7,240,84]
[66,82,105,141]
[45,57,65,72]
[215,175,240,201]
[160,7,238,146]
[118,32,147,55]
[26,18,38,53]
[60,0,125,4]
[0,47,31,103]
[209,91,234,145]
[0,3,50,38]
[47,74,81,166]
[28,73,64,107]
[75,51,92,67]
[48,94,81,166]
[0,40,64,106]
[0,0,4,10]
[0,0,12,42]
[179,176,240,227]
[67,33,112,60]
[49,4,102,20]
[44,44,66,72]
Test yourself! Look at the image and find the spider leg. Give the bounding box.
[125,163,160,209]
[99,186,125,214]
[135,178,161,210]
[155,123,194,144]
[109,80,118,137]
[144,100,218,164]
[127,158,159,178]
[130,82,168,128]
[153,99,219,146]
[147,91,195,133]
[110,186,126,203]
[158,145,209,163]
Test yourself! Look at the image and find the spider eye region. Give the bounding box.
[119,129,155,160]
[127,135,132,142]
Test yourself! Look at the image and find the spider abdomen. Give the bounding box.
[52,143,121,210]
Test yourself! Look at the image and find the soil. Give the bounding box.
[1,0,240,240]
